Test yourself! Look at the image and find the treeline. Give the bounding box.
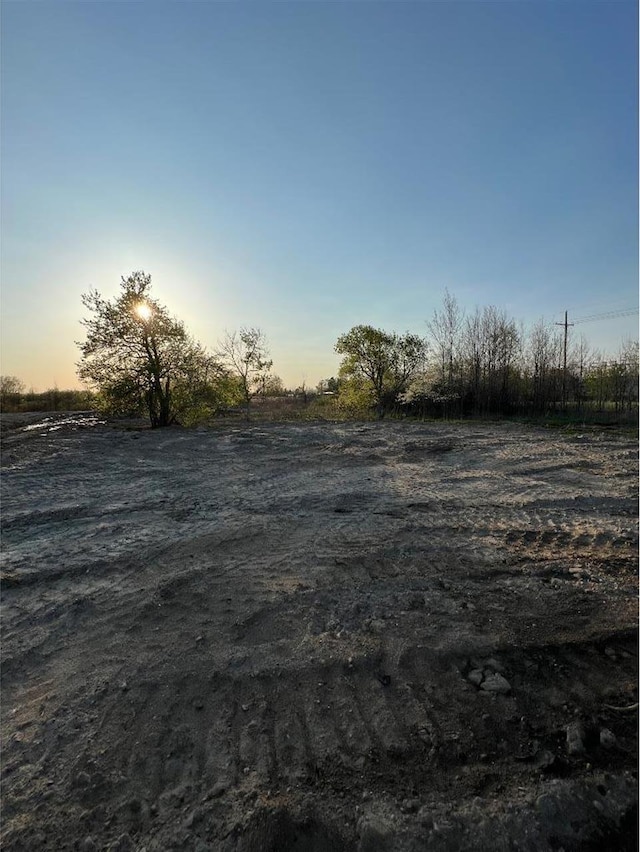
[2,285,637,424]
[329,292,639,421]
[0,378,96,413]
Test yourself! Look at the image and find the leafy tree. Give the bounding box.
[257,373,284,397]
[335,325,428,417]
[217,327,273,416]
[77,271,221,427]
[334,375,373,417]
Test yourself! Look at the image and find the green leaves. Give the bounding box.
[77,271,224,427]
[335,325,428,416]
[217,327,273,412]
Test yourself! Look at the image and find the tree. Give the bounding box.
[77,271,220,427]
[526,320,563,414]
[335,325,428,418]
[317,376,341,394]
[0,376,25,411]
[256,374,284,397]
[428,290,464,391]
[217,327,273,416]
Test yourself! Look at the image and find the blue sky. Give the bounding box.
[2,0,637,390]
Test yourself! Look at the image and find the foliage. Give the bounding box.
[338,296,638,422]
[256,374,285,397]
[584,342,639,414]
[335,325,428,417]
[335,375,375,418]
[317,376,341,394]
[217,327,273,415]
[0,379,96,414]
[398,372,461,419]
[0,376,25,411]
[77,271,226,427]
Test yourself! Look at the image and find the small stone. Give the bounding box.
[480,673,511,694]
[483,657,505,673]
[600,728,617,749]
[566,721,586,755]
[210,781,228,798]
[80,838,97,852]
[604,647,616,658]
[467,669,484,687]
[195,635,204,642]
[183,808,201,829]
[401,798,419,813]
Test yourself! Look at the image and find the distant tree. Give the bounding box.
[0,376,25,411]
[77,271,224,427]
[257,374,284,397]
[317,376,341,394]
[585,341,639,414]
[569,334,591,411]
[217,327,273,416]
[428,290,464,391]
[335,325,428,418]
[526,320,563,414]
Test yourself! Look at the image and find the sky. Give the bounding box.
[2,0,638,391]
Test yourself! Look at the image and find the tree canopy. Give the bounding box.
[335,325,428,417]
[217,327,273,416]
[77,271,228,427]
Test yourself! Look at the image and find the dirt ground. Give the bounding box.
[1,413,638,851]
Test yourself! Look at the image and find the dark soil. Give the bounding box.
[1,414,637,850]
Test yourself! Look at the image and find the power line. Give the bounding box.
[573,308,639,325]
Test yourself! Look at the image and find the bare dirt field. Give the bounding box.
[1,413,638,851]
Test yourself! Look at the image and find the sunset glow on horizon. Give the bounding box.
[2,1,637,392]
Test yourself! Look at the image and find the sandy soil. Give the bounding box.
[1,413,638,851]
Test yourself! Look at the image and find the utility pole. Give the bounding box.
[555,311,574,411]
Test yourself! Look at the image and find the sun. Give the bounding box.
[135,302,153,321]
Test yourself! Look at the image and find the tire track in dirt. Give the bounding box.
[1,419,637,851]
